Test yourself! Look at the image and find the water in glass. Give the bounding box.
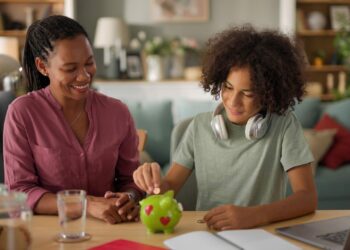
[57,190,87,239]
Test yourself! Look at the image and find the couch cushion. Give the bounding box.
[324,98,350,131]
[294,98,322,128]
[314,114,350,169]
[124,100,173,167]
[303,129,336,174]
[315,164,350,199]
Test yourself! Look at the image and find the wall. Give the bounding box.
[75,0,280,76]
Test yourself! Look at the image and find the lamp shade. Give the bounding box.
[94,17,129,48]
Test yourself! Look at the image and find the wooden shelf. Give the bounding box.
[306,65,349,72]
[297,30,337,36]
[0,0,63,3]
[0,30,26,37]
[298,0,350,4]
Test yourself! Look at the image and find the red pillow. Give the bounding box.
[314,114,350,169]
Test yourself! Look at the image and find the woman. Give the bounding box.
[133,26,317,230]
[3,15,143,224]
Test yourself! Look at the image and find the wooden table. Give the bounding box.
[30,210,350,249]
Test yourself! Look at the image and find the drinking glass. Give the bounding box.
[0,183,8,194]
[0,191,32,250]
[56,189,90,242]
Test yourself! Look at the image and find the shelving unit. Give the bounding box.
[0,29,26,37]
[0,0,65,61]
[296,0,350,100]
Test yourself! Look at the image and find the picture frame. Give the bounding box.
[126,51,143,79]
[330,5,350,30]
[151,0,209,23]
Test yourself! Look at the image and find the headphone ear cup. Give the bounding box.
[245,116,256,140]
[245,114,266,140]
[245,113,271,140]
[211,114,228,140]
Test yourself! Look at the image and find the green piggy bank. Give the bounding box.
[139,190,183,234]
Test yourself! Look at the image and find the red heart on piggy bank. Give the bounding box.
[160,216,170,225]
[145,205,153,216]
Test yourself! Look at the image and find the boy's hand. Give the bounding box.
[204,205,259,231]
[133,162,163,194]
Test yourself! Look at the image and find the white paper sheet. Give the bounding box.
[164,229,301,250]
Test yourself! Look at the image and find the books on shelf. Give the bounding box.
[296,9,307,32]
[164,229,301,250]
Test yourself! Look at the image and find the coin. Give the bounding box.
[153,187,160,194]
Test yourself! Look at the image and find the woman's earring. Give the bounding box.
[215,93,220,101]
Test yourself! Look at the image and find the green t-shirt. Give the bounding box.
[173,111,313,211]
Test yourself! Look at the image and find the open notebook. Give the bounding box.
[164,229,301,250]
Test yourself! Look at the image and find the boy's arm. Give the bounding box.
[204,163,317,230]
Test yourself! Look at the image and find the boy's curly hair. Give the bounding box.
[200,25,307,115]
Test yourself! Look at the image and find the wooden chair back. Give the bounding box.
[137,129,147,152]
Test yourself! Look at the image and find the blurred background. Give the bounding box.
[1,0,350,100]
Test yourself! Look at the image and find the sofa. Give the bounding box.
[123,97,350,210]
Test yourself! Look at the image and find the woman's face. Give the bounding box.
[221,67,261,125]
[37,34,96,102]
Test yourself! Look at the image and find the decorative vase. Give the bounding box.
[170,54,185,79]
[146,55,164,82]
[307,11,326,30]
[162,55,172,79]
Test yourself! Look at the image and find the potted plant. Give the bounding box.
[333,16,350,100]
[169,37,200,79]
[145,37,173,80]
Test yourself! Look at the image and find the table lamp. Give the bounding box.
[94,17,129,79]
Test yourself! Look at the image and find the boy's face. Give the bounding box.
[221,67,261,125]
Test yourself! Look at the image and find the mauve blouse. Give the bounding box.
[3,87,142,209]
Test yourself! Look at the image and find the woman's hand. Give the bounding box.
[104,191,140,222]
[87,196,125,224]
[204,205,260,231]
[133,162,163,194]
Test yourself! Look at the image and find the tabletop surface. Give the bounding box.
[27,210,350,250]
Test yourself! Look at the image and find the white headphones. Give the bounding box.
[211,103,271,140]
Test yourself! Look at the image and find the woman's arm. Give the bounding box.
[3,104,49,210]
[34,192,132,224]
[204,163,317,230]
[33,193,57,214]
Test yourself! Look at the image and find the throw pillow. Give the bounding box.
[324,99,350,131]
[303,129,337,174]
[314,114,350,169]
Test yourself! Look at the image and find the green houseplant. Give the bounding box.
[333,16,350,100]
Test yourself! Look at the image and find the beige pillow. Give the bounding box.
[140,151,153,165]
[303,129,337,174]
